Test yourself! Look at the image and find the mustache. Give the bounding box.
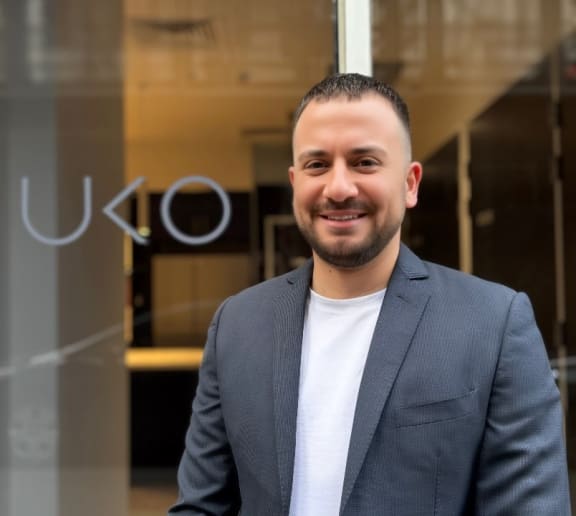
[311,199,373,214]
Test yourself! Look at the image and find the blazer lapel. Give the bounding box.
[340,245,431,514]
[272,261,312,515]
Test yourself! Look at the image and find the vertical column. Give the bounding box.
[337,0,372,75]
[457,127,473,274]
[4,1,60,514]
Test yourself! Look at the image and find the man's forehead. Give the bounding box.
[293,94,402,138]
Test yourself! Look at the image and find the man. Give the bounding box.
[169,73,571,515]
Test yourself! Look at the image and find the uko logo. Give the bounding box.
[21,176,232,247]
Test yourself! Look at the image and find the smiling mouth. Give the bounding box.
[322,214,365,221]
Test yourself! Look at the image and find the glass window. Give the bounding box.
[0,1,333,514]
[372,0,576,505]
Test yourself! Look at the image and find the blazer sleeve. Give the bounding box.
[475,292,571,515]
[168,301,241,516]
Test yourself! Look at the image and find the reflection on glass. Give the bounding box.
[1,0,333,514]
[372,0,576,506]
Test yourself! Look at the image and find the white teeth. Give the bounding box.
[326,215,359,221]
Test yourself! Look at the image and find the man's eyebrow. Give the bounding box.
[348,146,388,156]
[296,146,388,164]
[296,149,329,163]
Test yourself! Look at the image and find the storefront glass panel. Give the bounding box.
[3,0,575,513]
[0,1,333,514]
[372,0,576,504]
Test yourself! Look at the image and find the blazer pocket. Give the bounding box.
[395,388,477,428]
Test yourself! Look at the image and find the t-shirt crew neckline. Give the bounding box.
[309,287,387,308]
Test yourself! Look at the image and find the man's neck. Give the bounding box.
[311,242,400,299]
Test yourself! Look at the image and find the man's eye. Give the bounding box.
[357,159,378,167]
[305,161,327,169]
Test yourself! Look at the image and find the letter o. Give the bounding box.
[160,176,232,246]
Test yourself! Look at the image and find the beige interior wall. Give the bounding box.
[126,139,253,191]
[123,92,301,192]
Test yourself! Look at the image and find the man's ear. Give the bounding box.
[405,161,423,209]
[288,166,295,186]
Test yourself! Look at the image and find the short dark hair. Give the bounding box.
[293,73,411,138]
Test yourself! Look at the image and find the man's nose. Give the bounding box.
[323,163,358,201]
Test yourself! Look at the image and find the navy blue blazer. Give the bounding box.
[169,245,571,515]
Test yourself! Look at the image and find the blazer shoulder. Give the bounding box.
[397,245,516,305]
[422,259,519,309]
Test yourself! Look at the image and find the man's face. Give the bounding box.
[289,94,422,269]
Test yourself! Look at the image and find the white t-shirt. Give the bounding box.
[288,287,386,516]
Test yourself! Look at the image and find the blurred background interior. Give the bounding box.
[1,0,575,514]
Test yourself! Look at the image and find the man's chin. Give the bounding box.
[313,245,379,269]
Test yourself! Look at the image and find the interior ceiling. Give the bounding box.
[124,0,334,143]
[124,0,576,158]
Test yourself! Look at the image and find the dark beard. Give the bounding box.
[296,219,401,269]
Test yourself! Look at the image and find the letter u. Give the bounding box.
[21,176,92,246]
